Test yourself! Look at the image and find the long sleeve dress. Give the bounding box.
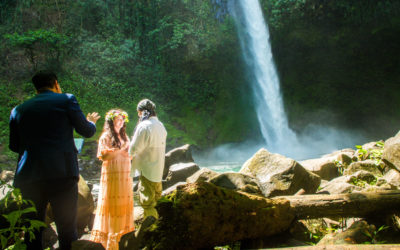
[90,133,134,250]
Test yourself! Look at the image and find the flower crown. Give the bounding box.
[105,110,129,123]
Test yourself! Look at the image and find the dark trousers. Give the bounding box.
[17,178,78,250]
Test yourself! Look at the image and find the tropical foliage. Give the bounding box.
[0,0,399,170]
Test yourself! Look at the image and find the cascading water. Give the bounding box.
[196,0,364,167]
[229,0,298,154]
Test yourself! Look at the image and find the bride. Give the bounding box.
[90,109,134,250]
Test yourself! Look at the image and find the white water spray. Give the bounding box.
[194,0,367,167]
[230,0,298,154]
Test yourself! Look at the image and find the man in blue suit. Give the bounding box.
[9,71,100,250]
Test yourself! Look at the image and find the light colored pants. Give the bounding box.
[138,175,162,219]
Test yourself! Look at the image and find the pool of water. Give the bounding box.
[199,162,242,173]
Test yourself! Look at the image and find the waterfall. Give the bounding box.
[230,0,298,154]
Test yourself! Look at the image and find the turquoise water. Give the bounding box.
[200,162,242,173]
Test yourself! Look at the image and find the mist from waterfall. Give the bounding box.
[193,0,367,168]
[229,0,298,155]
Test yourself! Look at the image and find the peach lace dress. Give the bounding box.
[90,133,134,250]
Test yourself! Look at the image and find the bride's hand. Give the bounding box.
[120,150,130,158]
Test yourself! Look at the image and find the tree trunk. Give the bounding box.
[275,190,400,219]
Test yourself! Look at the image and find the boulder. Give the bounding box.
[350,170,377,184]
[0,180,12,201]
[162,182,186,196]
[318,181,361,194]
[0,170,14,183]
[119,216,156,250]
[209,172,263,195]
[362,141,383,151]
[318,171,377,194]
[320,179,329,187]
[382,132,400,172]
[322,148,356,160]
[240,148,321,197]
[42,222,58,249]
[300,157,339,181]
[379,169,400,189]
[317,220,375,245]
[186,168,219,184]
[162,162,200,190]
[163,144,194,179]
[77,175,95,234]
[141,182,295,249]
[336,153,354,166]
[343,160,383,176]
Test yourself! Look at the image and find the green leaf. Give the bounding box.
[1,234,8,249]
[29,220,47,230]
[363,230,372,238]
[7,241,27,250]
[3,210,22,228]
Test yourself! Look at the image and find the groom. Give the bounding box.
[129,99,167,220]
[9,70,100,250]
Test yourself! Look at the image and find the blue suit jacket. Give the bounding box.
[9,90,96,187]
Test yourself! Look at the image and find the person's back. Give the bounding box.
[134,116,167,182]
[9,70,100,250]
[15,92,76,151]
[11,90,97,186]
[129,99,167,220]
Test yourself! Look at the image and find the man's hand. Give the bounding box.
[87,112,100,124]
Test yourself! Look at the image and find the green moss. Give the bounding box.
[142,182,295,249]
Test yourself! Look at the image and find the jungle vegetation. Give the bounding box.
[0,0,399,169]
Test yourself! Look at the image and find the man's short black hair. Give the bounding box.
[32,70,58,91]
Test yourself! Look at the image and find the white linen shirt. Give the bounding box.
[129,116,167,182]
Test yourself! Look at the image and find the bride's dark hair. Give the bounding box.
[103,109,129,149]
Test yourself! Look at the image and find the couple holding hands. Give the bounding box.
[91,101,167,249]
[9,71,166,250]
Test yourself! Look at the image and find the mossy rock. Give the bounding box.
[142,182,295,249]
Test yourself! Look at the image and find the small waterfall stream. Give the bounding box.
[230,0,298,155]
